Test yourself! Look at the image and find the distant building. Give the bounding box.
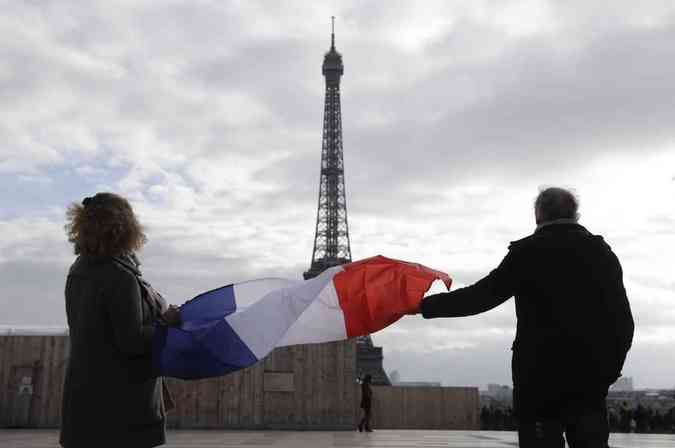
[387,369,440,387]
[610,376,634,392]
[395,381,442,387]
[486,384,513,401]
[480,384,513,407]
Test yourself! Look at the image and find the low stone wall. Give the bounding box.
[366,385,480,430]
[164,341,358,429]
[0,335,478,430]
[0,335,69,428]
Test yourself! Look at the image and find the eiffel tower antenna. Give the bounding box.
[331,16,335,49]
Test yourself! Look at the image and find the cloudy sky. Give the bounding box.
[1,1,674,389]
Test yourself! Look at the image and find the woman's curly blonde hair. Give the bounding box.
[65,193,147,257]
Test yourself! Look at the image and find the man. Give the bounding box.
[415,187,634,448]
[358,374,373,432]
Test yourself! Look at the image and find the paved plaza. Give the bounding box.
[1,430,674,448]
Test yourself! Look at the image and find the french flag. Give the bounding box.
[154,256,451,379]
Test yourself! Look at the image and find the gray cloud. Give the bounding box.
[341,24,675,192]
[1,1,674,388]
[0,260,69,326]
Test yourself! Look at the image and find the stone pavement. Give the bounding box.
[1,429,674,448]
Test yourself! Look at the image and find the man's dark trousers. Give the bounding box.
[517,388,610,448]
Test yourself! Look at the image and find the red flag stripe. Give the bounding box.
[333,255,452,338]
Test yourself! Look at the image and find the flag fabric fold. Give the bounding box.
[154,255,451,379]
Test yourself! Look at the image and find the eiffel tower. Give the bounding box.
[304,19,390,386]
[304,17,352,280]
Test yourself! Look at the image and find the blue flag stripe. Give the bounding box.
[179,285,236,324]
[155,320,258,379]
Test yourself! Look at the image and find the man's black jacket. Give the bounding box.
[421,223,634,397]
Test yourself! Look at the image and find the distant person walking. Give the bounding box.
[619,401,632,433]
[411,187,634,448]
[358,374,373,432]
[60,193,181,448]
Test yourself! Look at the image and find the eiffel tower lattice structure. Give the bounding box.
[356,335,392,386]
[304,17,352,281]
[303,19,390,387]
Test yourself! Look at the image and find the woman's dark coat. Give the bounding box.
[60,255,165,448]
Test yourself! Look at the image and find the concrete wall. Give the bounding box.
[0,335,478,430]
[165,341,358,429]
[0,335,69,428]
[367,385,479,429]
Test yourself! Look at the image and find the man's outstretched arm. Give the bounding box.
[420,249,520,318]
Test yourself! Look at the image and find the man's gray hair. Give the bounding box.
[534,187,579,223]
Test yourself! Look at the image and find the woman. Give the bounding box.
[60,193,181,448]
[358,374,373,432]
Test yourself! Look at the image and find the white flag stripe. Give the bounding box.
[232,278,300,309]
[225,266,342,359]
[277,279,347,347]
